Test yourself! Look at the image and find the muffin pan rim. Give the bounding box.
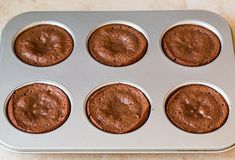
[0,10,235,153]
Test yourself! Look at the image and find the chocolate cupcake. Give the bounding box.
[162,24,221,67]
[7,83,70,133]
[86,83,150,134]
[166,84,229,133]
[88,24,148,67]
[14,24,73,67]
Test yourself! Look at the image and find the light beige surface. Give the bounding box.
[0,0,235,159]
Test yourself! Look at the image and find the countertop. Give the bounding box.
[1,0,235,159]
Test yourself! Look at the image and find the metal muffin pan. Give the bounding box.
[0,10,235,153]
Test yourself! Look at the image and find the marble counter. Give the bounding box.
[0,0,235,159]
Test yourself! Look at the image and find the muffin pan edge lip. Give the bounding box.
[0,10,235,153]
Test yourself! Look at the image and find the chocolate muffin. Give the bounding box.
[162,24,221,67]
[7,83,70,133]
[14,24,73,67]
[88,24,148,67]
[86,83,150,134]
[166,84,229,134]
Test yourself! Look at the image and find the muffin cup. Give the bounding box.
[5,80,72,134]
[0,10,235,153]
[164,81,230,134]
[86,20,149,67]
[84,81,152,134]
[12,21,75,67]
[160,21,222,67]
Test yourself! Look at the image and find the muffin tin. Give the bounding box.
[0,10,235,153]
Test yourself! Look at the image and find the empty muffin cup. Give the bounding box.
[88,23,148,67]
[86,83,150,134]
[6,83,71,134]
[165,84,229,134]
[14,24,74,67]
[162,24,221,67]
